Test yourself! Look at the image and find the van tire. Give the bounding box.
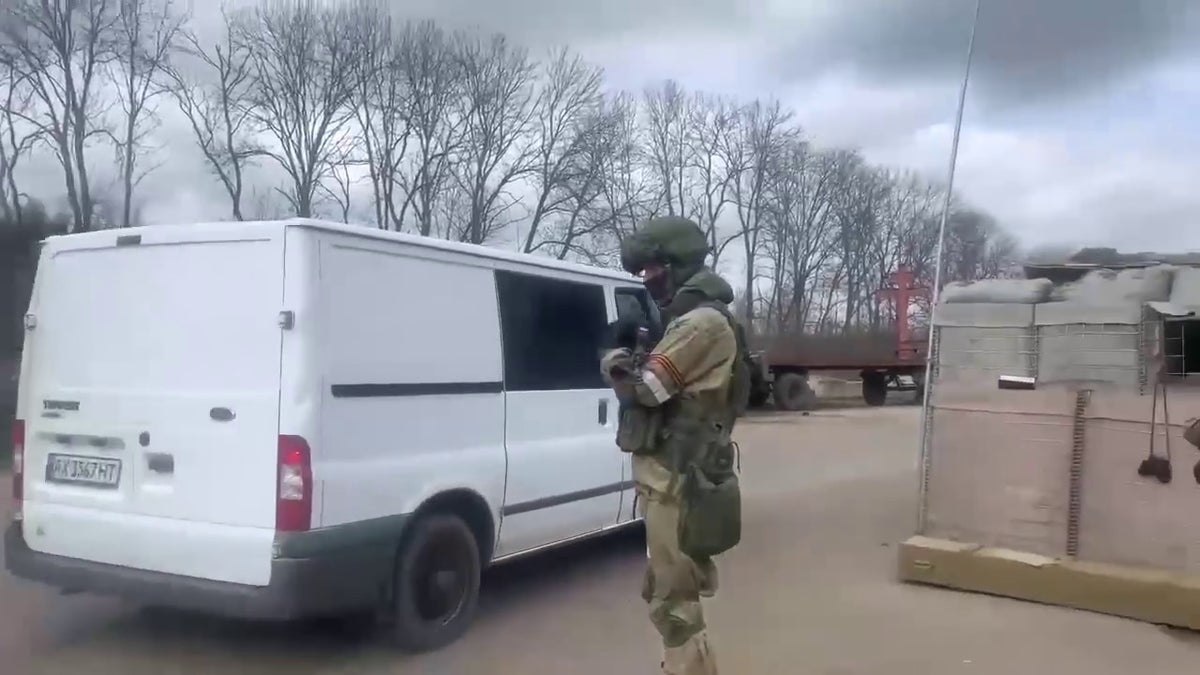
[387,512,482,652]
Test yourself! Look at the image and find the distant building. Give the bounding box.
[1022,247,1200,284]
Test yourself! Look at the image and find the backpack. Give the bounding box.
[697,300,753,423]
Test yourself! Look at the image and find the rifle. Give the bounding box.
[603,317,655,377]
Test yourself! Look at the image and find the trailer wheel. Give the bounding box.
[774,373,816,411]
[746,355,770,409]
[862,371,888,407]
[911,371,926,405]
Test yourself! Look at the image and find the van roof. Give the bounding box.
[43,218,642,284]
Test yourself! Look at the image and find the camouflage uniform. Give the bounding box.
[601,217,744,675]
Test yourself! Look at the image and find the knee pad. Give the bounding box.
[650,600,706,648]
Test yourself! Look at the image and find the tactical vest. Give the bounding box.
[614,302,745,460]
[615,303,745,558]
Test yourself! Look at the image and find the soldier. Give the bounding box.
[601,216,748,675]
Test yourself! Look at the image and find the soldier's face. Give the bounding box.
[640,263,671,303]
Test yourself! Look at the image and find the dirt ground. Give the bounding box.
[3,407,1200,674]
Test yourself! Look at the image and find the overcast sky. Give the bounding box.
[19,0,1200,254]
[405,0,1199,253]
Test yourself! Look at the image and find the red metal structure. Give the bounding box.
[875,265,931,364]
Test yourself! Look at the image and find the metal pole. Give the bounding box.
[916,0,983,534]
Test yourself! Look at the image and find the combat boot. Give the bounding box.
[662,631,718,675]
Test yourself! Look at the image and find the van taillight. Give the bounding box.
[275,435,312,532]
[11,419,24,520]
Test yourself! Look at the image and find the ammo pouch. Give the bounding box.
[665,409,742,559]
[615,404,663,455]
[678,447,742,559]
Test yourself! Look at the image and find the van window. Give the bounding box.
[321,244,503,387]
[496,270,608,391]
[615,286,661,337]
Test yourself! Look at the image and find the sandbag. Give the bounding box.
[941,278,1054,304]
[1049,265,1175,303]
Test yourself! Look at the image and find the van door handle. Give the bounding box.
[598,398,609,425]
[147,452,174,474]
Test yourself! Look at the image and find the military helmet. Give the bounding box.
[620,216,709,276]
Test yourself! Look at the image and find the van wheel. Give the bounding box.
[387,513,481,652]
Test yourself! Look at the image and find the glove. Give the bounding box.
[600,348,635,384]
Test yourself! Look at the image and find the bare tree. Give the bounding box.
[317,142,365,224]
[343,2,385,228]
[317,163,354,223]
[857,168,913,327]
[829,160,889,330]
[725,98,795,328]
[981,228,1021,278]
[529,104,623,262]
[521,46,603,253]
[396,20,463,235]
[592,91,658,252]
[239,0,359,218]
[942,208,1016,282]
[687,92,738,264]
[343,4,412,229]
[762,141,840,332]
[891,175,943,283]
[247,184,290,220]
[642,79,696,219]
[167,9,261,221]
[0,62,39,223]
[90,181,143,227]
[0,0,119,232]
[0,4,1029,323]
[110,0,185,228]
[449,32,536,244]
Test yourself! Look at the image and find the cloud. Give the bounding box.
[765,0,1200,109]
[364,0,755,48]
[868,117,1200,252]
[783,73,953,148]
[577,32,774,96]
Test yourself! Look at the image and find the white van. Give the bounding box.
[4,218,660,651]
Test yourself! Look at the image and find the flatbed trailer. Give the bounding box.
[746,267,930,411]
[747,337,927,410]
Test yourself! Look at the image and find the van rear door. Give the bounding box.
[18,225,284,586]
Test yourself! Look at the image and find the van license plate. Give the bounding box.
[45,454,122,488]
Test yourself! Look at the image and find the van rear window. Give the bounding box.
[35,240,282,392]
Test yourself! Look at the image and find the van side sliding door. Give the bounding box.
[612,285,662,523]
[493,270,624,556]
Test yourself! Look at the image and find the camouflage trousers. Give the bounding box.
[638,486,719,675]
